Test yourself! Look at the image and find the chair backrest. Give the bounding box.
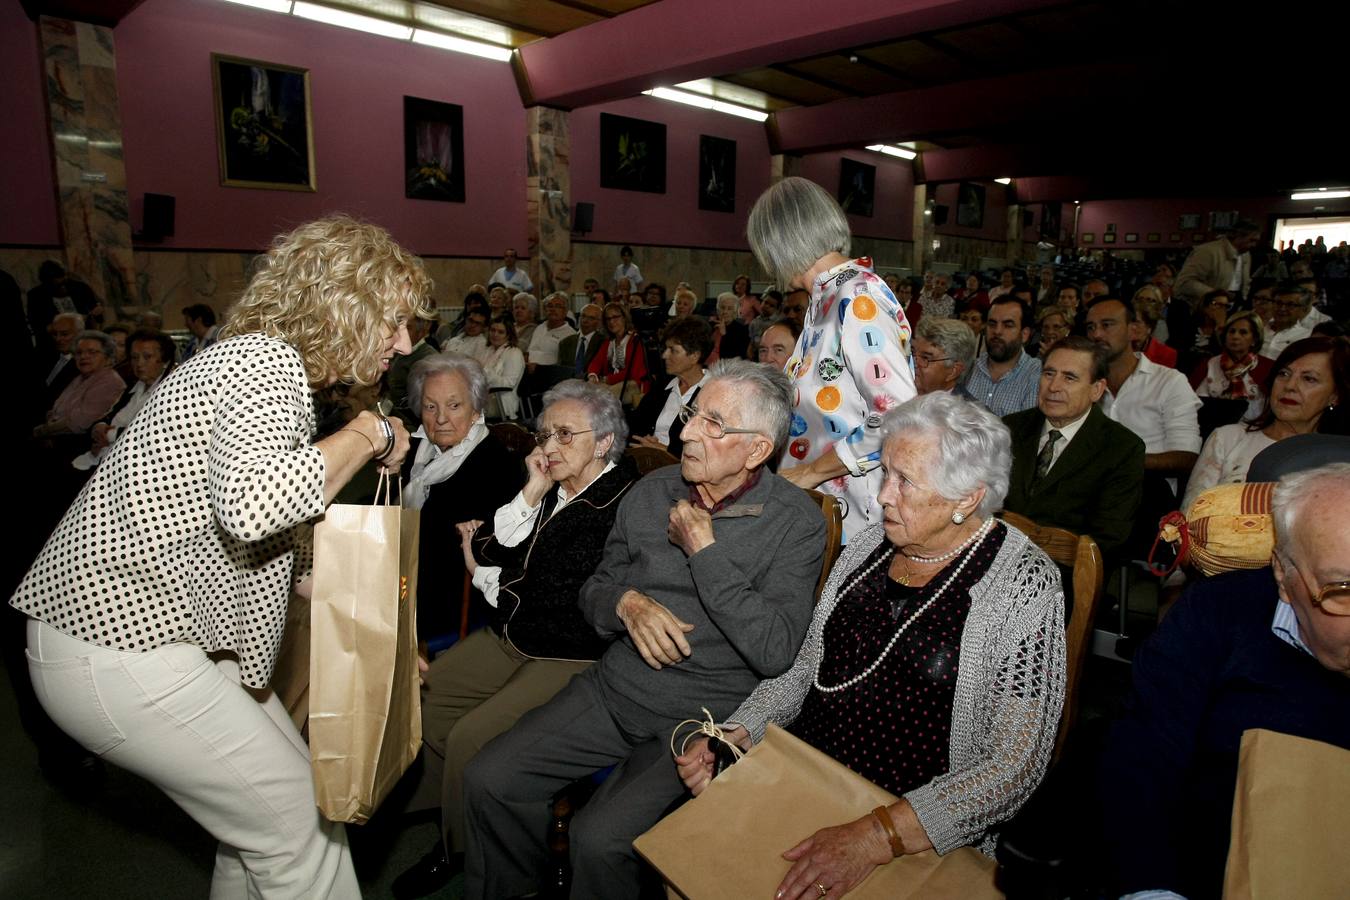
[626,445,679,475]
[804,490,844,603]
[489,421,535,461]
[1000,510,1103,765]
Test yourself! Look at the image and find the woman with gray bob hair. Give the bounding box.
[407,352,488,415]
[747,176,851,290]
[540,379,628,464]
[745,177,918,543]
[678,389,1064,899]
[880,391,1011,518]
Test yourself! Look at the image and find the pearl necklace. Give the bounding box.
[902,516,995,564]
[813,519,996,694]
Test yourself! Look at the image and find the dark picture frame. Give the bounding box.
[837,158,876,217]
[1125,232,1139,243]
[403,96,465,203]
[599,113,666,194]
[956,182,985,228]
[1169,232,1182,242]
[698,135,736,213]
[1080,232,1095,243]
[212,53,314,191]
[1103,233,1117,244]
[1040,202,1062,240]
[1147,232,1161,243]
[1179,213,1201,230]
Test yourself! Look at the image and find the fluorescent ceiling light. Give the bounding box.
[412,29,512,61]
[643,88,768,121]
[1291,189,1350,200]
[220,0,293,12]
[293,2,412,39]
[865,144,917,160]
[994,177,1012,185]
[711,100,768,122]
[412,2,515,47]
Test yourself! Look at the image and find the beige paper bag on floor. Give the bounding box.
[634,725,999,899]
[309,472,422,824]
[1223,728,1350,900]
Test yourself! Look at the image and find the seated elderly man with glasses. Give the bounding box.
[460,359,826,900]
[1100,461,1350,900]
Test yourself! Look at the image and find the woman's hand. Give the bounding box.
[521,446,552,507]
[778,463,828,491]
[776,816,892,900]
[90,422,111,450]
[455,520,482,574]
[349,410,411,472]
[379,415,411,472]
[586,373,600,383]
[673,725,750,796]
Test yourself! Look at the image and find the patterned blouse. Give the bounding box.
[12,334,326,688]
[782,257,916,540]
[790,525,1005,796]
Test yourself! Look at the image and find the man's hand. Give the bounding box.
[616,589,694,669]
[668,500,715,556]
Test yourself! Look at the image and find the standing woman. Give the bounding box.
[480,316,526,420]
[748,176,917,540]
[586,301,650,404]
[11,216,427,898]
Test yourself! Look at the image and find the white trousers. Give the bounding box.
[25,619,360,899]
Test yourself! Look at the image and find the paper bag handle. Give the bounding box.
[373,469,402,508]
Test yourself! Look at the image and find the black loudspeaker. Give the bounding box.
[932,204,949,226]
[1022,209,1034,227]
[143,193,175,239]
[571,201,594,233]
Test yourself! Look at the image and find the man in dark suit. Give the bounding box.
[1002,335,1144,561]
[558,302,604,376]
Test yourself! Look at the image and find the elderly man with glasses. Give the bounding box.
[1099,461,1350,900]
[911,317,977,396]
[460,359,826,900]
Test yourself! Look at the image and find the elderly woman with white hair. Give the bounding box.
[512,291,540,348]
[707,290,751,363]
[393,380,639,897]
[402,352,522,642]
[677,392,1066,900]
[747,176,917,540]
[33,329,125,440]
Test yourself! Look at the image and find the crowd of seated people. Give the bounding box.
[6,211,1349,900]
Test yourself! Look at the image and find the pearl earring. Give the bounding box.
[952,511,966,525]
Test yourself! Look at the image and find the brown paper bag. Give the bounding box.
[309,472,422,824]
[271,590,312,734]
[1223,728,1350,900]
[634,725,999,900]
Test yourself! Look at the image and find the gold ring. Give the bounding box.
[816,884,827,897]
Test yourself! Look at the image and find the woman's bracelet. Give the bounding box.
[373,414,396,461]
[343,426,379,456]
[870,805,906,858]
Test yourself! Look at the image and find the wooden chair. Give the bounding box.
[489,421,536,460]
[804,489,844,602]
[1000,511,1103,765]
[625,445,679,475]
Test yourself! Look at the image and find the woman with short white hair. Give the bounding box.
[747,176,917,540]
[678,391,1066,900]
[512,292,540,348]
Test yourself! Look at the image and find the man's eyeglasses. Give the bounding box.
[1286,556,1350,616]
[913,353,953,368]
[534,427,593,447]
[677,405,760,440]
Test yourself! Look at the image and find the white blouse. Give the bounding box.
[11,334,326,688]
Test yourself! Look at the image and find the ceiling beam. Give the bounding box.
[514,0,1064,108]
[768,62,1151,154]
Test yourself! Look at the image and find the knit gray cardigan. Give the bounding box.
[729,521,1066,856]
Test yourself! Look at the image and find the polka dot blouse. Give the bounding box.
[789,523,1006,796]
[11,334,327,688]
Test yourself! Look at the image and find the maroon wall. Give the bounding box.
[793,150,915,242]
[1077,196,1350,249]
[1,5,60,246]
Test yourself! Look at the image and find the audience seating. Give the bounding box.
[625,445,678,475]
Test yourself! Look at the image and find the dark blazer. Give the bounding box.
[557,330,604,376]
[475,461,638,660]
[627,379,702,459]
[1001,404,1145,560]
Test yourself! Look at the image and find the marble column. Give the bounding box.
[1006,203,1025,265]
[770,154,803,184]
[526,107,571,298]
[911,184,934,275]
[39,16,138,319]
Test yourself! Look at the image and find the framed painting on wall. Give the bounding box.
[698,135,736,213]
[1168,232,1182,242]
[1081,233,1095,243]
[1179,213,1201,230]
[1193,232,1206,242]
[1147,232,1161,243]
[838,158,876,217]
[1125,232,1139,243]
[404,96,464,203]
[956,182,985,228]
[1103,233,1117,244]
[1040,202,1062,240]
[600,113,666,193]
[212,54,314,191]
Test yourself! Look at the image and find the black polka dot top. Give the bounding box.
[11,334,327,688]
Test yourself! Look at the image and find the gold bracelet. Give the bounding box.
[343,426,379,455]
[871,805,906,858]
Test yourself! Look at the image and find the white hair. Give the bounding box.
[541,379,628,463]
[1272,462,1350,558]
[706,358,792,456]
[513,292,539,320]
[916,317,977,374]
[407,352,488,413]
[880,392,1012,517]
[747,177,851,289]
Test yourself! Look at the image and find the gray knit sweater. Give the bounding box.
[729,521,1066,856]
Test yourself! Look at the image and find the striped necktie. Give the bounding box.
[1034,429,1062,483]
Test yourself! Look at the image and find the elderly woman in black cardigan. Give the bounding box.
[394,379,638,897]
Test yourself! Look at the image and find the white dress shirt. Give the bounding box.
[1100,353,1202,456]
[488,266,533,293]
[526,322,577,366]
[654,371,709,445]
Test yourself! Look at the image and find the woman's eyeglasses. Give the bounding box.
[534,427,593,447]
